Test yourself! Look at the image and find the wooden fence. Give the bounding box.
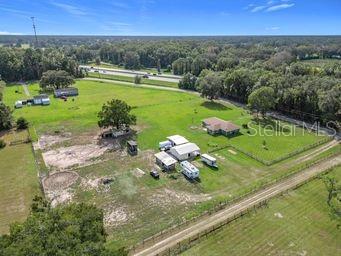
[129,150,340,255]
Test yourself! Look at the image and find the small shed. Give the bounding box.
[202,117,240,136]
[127,140,138,156]
[167,135,189,147]
[15,100,23,109]
[154,151,177,171]
[54,87,79,98]
[169,143,200,161]
[33,94,50,105]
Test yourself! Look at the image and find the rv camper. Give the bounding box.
[180,161,199,179]
[201,154,218,168]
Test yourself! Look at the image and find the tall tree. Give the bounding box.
[0,196,127,256]
[98,99,136,129]
[40,70,75,90]
[0,102,13,131]
[248,86,276,117]
[198,72,223,100]
[178,73,197,91]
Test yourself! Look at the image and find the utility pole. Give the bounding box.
[31,17,38,47]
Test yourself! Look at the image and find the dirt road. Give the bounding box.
[132,155,341,256]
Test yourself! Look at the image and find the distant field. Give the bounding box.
[0,130,40,234]
[87,72,178,88]
[182,166,341,256]
[87,61,172,74]
[301,58,341,66]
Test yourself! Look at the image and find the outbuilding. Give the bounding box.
[167,135,189,147]
[33,94,50,105]
[169,142,200,161]
[15,100,23,109]
[154,151,177,171]
[202,117,240,137]
[54,87,79,98]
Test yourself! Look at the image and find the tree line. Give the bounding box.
[0,37,340,127]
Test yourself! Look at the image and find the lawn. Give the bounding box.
[87,72,179,88]
[2,79,335,249]
[182,166,341,256]
[4,80,325,162]
[0,130,40,234]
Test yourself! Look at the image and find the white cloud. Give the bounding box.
[251,6,267,13]
[266,3,295,12]
[51,1,87,16]
[246,1,295,13]
[0,31,23,35]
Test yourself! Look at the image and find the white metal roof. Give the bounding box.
[167,135,189,145]
[170,143,200,155]
[201,154,216,162]
[155,151,177,166]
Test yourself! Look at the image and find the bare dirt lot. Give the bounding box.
[42,143,113,169]
[43,171,79,207]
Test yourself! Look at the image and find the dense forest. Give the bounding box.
[0,35,340,128]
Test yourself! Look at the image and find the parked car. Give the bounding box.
[143,74,149,78]
[150,170,160,179]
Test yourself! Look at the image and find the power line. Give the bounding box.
[31,17,38,47]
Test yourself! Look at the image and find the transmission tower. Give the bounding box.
[31,17,38,47]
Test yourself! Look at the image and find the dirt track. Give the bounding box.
[132,154,341,256]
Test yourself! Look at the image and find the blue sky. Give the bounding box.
[0,0,340,35]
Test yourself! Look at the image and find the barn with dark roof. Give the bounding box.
[202,117,240,137]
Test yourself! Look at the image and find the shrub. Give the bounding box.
[242,123,249,129]
[0,139,6,149]
[16,117,29,130]
[134,75,142,84]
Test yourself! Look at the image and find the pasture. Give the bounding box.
[4,80,325,161]
[1,79,334,249]
[0,130,40,234]
[87,72,178,88]
[182,166,341,256]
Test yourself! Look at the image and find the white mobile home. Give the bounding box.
[180,161,199,179]
[33,94,50,105]
[169,143,200,161]
[167,135,189,147]
[154,151,177,170]
[201,154,218,168]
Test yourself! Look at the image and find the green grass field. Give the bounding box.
[87,62,172,74]
[4,80,324,162]
[87,72,178,88]
[0,130,40,234]
[2,79,335,249]
[182,166,341,256]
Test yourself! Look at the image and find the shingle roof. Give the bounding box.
[203,117,240,132]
